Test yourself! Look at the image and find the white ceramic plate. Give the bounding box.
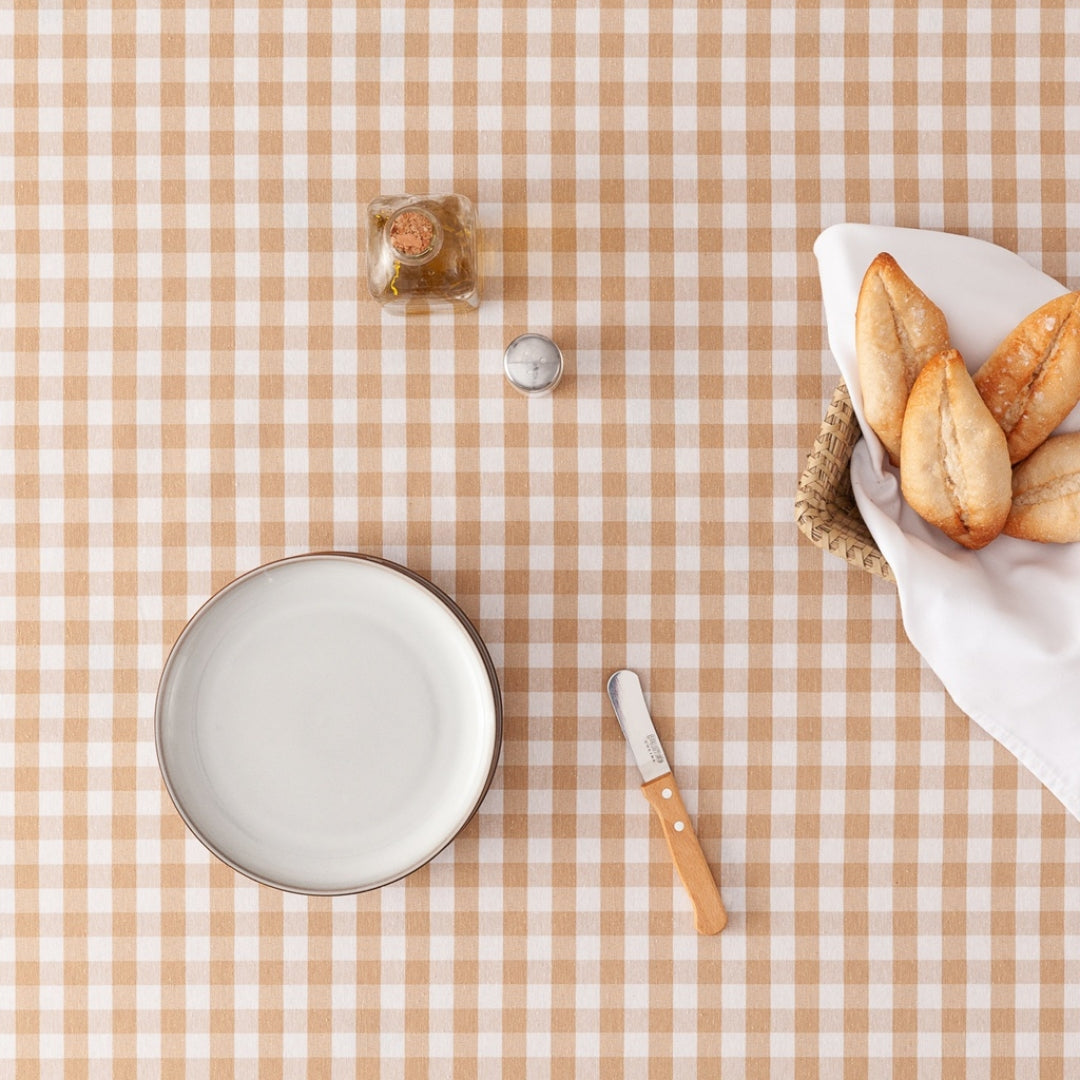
[155,553,502,894]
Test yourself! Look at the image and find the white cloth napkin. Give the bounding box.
[814,223,1080,820]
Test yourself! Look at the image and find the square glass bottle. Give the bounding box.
[366,193,480,313]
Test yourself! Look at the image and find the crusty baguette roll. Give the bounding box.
[1003,431,1080,543]
[855,252,950,466]
[973,291,1080,464]
[900,348,1012,550]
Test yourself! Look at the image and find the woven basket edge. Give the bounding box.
[795,382,895,584]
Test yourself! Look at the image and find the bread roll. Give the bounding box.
[1003,431,1080,543]
[900,348,1012,550]
[855,252,950,466]
[973,291,1080,464]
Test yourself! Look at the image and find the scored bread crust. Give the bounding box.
[1003,431,1080,543]
[973,291,1080,465]
[855,252,950,466]
[899,348,1013,550]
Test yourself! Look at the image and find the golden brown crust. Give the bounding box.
[1003,431,1080,543]
[855,252,950,466]
[973,291,1080,464]
[899,348,1013,550]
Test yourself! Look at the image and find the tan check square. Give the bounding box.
[3,0,1080,1076]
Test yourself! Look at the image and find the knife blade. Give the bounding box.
[607,669,727,935]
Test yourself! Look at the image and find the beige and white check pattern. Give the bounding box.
[4,1,1080,1076]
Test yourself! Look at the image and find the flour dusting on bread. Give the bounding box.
[852,254,1080,549]
[899,349,1012,550]
[854,253,950,466]
[973,291,1080,464]
[1004,431,1080,543]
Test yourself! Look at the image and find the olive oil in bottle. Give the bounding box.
[366,194,480,313]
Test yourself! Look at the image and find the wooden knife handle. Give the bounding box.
[640,773,727,935]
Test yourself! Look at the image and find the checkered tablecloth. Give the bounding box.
[4,1,1080,1076]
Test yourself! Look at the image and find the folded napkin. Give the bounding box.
[815,223,1080,820]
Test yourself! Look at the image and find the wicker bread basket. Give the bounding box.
[795,381,895,583]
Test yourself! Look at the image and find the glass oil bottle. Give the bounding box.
[365,194,480,313]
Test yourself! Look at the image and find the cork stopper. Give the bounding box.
[389,209,436,257]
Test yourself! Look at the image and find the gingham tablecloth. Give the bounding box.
[4,2,1080,1076]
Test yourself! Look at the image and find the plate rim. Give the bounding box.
[154,550,503,896]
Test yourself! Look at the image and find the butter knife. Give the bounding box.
[606,669,727,935]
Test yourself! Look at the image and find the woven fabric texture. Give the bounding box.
[3,2,1080,1077]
